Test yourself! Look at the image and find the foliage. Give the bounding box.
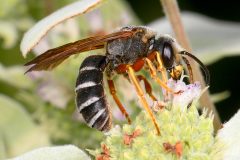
[1,0,240,159]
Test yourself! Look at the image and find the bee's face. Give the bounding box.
[154,34,210,84]
[154,35,184,80]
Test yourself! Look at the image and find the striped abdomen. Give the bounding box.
[75,55,111,131]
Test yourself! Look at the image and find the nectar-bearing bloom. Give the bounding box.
[89,79,223,160]
[166,78,202,109]
[10,76,240,160]
[91,103,218,160]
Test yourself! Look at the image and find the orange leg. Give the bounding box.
[182,57,193,84]
[127,66,160,135]
[145,58,177,94]
[107,79,131,124]
[137,75,157,101]
[155,52,171,98]
[156,52,168,83]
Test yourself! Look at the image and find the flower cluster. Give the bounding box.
[91,102,219,160]
[90,79,222,160]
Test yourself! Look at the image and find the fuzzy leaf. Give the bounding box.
[0,94,49,158]
[20,0,105,57]
[10,145,91,160]
[217,109,240,160]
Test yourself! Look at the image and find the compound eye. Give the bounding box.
[162,42,174,68]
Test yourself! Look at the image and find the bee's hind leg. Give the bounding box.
[107,79,131,124]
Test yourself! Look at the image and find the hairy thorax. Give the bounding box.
[106,26,156,71]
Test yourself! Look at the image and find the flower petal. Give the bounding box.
[167,78,201,109]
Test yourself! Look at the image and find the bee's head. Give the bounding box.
[153,34,184,80]
[152,34,210,84]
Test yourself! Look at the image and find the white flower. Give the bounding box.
[166,78,201,109]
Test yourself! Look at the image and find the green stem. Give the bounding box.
[159,0,221,131]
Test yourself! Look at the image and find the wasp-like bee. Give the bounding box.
[25,26,209,135]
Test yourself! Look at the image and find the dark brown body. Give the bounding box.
[75,26,158,131]
[25,26,209,132]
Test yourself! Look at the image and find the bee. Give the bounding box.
[25,26,209,135]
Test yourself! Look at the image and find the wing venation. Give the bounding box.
[25,30,135,72]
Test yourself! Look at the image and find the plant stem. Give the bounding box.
[159,0,221,130]
[44,0,54,15]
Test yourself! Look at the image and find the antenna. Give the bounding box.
[179,51,210,85]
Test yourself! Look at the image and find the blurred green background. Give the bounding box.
[0,0,240,159]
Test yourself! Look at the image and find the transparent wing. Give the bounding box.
[25,30,135,72]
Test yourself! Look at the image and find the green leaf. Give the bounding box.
[0,21,18,48]
[0,94,49,158]
[0,135,6,160]
[0,0,22,17]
